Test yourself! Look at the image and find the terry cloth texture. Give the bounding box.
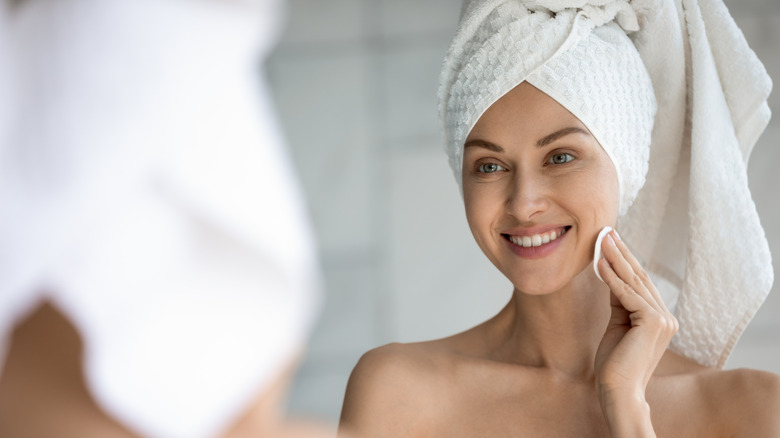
[439,0,773,368]
[439,0,656,217]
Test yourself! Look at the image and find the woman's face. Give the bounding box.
[462,82,619,295]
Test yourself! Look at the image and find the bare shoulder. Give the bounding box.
[341,342,442,408]
[700,367,780,437]
[651,351,780,437]
[339,342,453,437]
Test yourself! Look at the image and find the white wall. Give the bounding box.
[266,0,780,425]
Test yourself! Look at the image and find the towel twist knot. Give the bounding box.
[524,0,639,30]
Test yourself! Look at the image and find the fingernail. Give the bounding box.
[612,230,621,241]
[607,234,617,247]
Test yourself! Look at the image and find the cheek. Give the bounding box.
[463,183,501,247]
[599,162,621,216]
[463,185,487,232]
[580,160,620,223]
[553,162,619,225]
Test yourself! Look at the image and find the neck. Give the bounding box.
[486,268,612,379]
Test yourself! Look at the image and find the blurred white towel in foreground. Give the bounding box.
[0,0,320,437]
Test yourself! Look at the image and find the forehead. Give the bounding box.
[466,81,587,142]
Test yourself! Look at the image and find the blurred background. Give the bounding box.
[265,0,780,426]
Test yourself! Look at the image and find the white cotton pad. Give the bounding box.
[593,226,613,282]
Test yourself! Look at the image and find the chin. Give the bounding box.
[505,260,592,296]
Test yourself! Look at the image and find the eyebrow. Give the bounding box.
[463,139,504,152]
[537,126,590,147]
[464,126,590,152]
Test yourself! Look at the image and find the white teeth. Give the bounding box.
[509,228,566,248]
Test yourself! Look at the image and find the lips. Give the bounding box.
[504,226,569,248]
[501,226,571,259]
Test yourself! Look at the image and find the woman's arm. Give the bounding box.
[594,230,679,437]
[599,392,655,437]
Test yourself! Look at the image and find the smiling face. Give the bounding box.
[462,82,620,295]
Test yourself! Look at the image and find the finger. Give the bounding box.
[597,257,652,314]
[608,231,644,277]
[609,231,670,313]
[600,234,661,312]
[599,257,678,358]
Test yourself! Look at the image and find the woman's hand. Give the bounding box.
[593,229,678,437]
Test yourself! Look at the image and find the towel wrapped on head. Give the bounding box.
[439,0,773,368]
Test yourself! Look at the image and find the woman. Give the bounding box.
[340,0,780,436]
[0,1,328,437]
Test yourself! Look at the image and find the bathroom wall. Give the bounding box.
[265,0,780,425]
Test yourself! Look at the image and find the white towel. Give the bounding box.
[439,0,773,368]
[0,0,321,437]
[623,0,773,368]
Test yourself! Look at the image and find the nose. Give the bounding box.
[505,171,550,222]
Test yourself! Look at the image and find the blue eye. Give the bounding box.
[478,162,506,173]
[548,153,574,165]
